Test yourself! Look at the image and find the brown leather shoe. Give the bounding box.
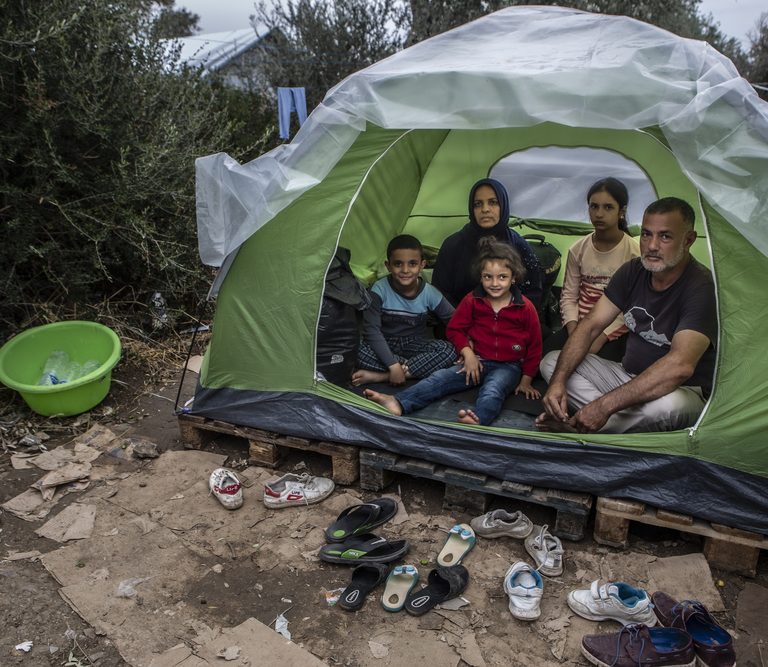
[652,592,736,667]
[581,623,695,667]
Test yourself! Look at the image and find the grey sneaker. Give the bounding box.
[470,509,533,539]
[524,524,564,576]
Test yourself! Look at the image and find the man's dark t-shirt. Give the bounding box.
[604,257,717,394]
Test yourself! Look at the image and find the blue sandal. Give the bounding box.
[437,524,476,566]
[381,564,420,612]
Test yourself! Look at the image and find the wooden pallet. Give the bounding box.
[594,497,768,577]
[177,414,359,485]
[359,449,592,541]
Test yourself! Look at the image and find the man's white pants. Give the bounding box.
[539,351,706,433]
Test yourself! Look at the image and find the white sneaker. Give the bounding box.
[567,580,657,626]
[524,524,564,576]
[503,561,543,621]
[209,468,243,510]
[263,472,335,508]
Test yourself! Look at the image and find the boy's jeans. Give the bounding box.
[396,360,522,426]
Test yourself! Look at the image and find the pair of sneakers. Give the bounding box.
[472,511,563,621]
[471,511,563,575]
[208,468,335,510]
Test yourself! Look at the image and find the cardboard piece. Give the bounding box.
[185,355,204,374]
[382,492,410,525]
[42,513,210,667]
[29,446,100,471]
[647,553,724,612]
[10,453,35,470]
[2,550,43,562]
[32,462,92,500]
[35,503,97,542]
[2,488,63,521]
[74,423,123,450]
[148,643,205,667]
[100,450,225,516]
[27,423,120,471]
[735,582,768,666]
[458,633,486,667]
[151,618,326,666]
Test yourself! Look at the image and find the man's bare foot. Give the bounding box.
[535,413,579,433]
[351,369,389,386]
[362,389,403,416]
[457,408,481,425]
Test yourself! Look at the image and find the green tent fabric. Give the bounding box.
[193,7,768,534]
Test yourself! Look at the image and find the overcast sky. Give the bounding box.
[179,0,765,50]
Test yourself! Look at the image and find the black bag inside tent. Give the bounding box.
[524,233,563,337]
[316,248,371,384]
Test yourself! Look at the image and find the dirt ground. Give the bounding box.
[1,349,767,666]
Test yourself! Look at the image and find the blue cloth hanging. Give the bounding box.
[277,87,308,140]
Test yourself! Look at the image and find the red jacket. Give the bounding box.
[447,287,542,378]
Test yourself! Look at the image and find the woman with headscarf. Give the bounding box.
[432,178,543,308]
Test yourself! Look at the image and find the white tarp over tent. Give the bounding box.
[195,5,768,271]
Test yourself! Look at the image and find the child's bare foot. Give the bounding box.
[351,369,389,386]
[535,412,578,433]
[457,408,481,425]
[362,389,403,416]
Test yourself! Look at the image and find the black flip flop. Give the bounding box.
[325,498,398,543]
[404,565,469,616]
[319,533,410,565]
[338,563,390,611]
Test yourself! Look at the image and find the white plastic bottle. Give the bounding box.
[38,350,70,385]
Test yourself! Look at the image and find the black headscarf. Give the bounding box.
[432,178,543,307]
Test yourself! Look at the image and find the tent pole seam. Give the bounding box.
[312,129,414,384]
[687,190,719,438]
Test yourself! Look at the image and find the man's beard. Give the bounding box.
[641,244,686,273]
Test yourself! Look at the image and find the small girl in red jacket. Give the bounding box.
[364,238,542,426]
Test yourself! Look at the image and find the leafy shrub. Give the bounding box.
[0,0,268,337]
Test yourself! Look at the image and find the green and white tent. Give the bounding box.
[193,7,768,533]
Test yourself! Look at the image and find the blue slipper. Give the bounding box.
[437,524,476,566]
[381,564,420,612]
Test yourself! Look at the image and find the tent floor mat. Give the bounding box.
[354,375,546,428]
[359,448,592,541]
[594,497,768,577]
[177,413,360,485]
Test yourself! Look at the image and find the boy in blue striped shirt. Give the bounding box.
[352,235,456,386]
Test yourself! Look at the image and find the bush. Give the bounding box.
[0,0,263,337]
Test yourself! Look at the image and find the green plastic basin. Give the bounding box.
[0,320,121,417]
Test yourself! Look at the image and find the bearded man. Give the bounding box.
[536,197,717,433]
